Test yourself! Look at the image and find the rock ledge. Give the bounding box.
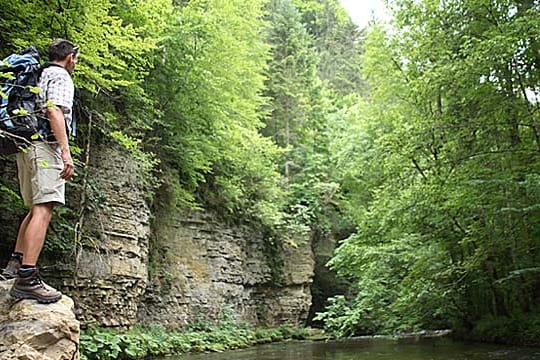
[0,280,80,360]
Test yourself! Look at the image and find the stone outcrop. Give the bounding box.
[252,241,314,326]
[0,280,80,360]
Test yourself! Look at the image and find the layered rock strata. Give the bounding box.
[51,144,151,326]
[137,210,314,328]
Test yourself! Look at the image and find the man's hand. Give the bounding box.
[60,148,74,180]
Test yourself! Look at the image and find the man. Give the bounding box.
[1,39,78,303]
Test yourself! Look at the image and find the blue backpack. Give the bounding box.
[0,46,44,155]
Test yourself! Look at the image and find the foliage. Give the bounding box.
[143,0,291,230]
[317,0,540,338]
[469,312,540,346]
[80,318,309,360]
[262,0,359,244]
[293,0,364,94]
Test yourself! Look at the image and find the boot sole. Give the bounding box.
[10,287,62,304]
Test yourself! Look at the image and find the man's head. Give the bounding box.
[49,38,79,74]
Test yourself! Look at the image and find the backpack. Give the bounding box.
[0,46,44,155]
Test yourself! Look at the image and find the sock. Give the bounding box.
[19,265,37,277]
[11,252,23,263]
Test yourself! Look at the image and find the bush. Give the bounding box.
[471,312,540,346]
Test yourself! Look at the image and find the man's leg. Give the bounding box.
[1,212,31,279]
[10,202,62,303]
[20,203,54,266]
[15,212,32,253]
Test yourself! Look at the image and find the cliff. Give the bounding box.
[42,143,315,328]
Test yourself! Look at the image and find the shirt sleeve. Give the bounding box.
[45,72,74,114]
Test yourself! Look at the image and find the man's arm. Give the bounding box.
[46,106,74,180]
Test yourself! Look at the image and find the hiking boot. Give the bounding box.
[10,269,62,304]
[1,258,21,280]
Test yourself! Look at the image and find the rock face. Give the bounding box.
[137,210,314,327]
[50,144,151,327]
[0,280,80,360]
[43,143,315,329]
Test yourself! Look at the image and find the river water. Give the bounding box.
[168,338,540,360]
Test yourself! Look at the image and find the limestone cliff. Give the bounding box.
[48,145,151,327]
[46,143,315,328]
[138,210,314,327]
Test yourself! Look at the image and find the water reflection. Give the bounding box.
[165,338,540,360]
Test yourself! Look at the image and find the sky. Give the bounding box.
[340,0,389,28]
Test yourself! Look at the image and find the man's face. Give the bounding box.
[66,52,78,74]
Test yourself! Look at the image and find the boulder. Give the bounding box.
[0,280,80,360]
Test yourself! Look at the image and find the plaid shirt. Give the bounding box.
[37,65,75,136]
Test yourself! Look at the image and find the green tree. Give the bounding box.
[262,0,348,242]
[318,0,540,336]
[146,0,285,226]
[293,0,365,94]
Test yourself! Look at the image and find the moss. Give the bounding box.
[261,230,286,286]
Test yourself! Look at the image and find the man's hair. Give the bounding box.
[49,38,79,61]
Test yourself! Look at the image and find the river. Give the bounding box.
[163,338,540,360]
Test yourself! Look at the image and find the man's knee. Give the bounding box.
[30,203,55,220]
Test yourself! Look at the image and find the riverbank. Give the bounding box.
[458,312,540,347]
[80,322,310,360]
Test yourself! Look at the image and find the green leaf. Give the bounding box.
[0,72,15,80]
[12,108,29,116]
[28,86,41,95]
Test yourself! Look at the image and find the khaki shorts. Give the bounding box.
[16,142,65,207]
